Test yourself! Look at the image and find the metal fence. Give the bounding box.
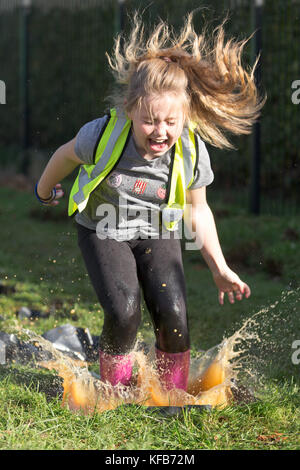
[0,0,299,214]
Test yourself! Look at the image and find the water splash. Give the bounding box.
[20,287,299,415]
[19,329,238,414]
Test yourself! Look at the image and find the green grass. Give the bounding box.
[0,372,299,450]
[0,184,299,450]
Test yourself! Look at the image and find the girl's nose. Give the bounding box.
[153,122,167,137]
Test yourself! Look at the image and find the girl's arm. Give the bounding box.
[37,137,84,206]
[185,186,251,305]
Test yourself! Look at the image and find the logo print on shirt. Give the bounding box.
[132,179,148,195]
[156,184,167,200]
[106,172,122,188]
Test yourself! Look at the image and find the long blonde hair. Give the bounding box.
[106,12,266,149]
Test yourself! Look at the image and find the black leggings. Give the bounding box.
[76,223,190,355]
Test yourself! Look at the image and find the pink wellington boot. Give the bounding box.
[99,350,133,386]
[155,348,190,391]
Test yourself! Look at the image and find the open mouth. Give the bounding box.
[149,138,169,152]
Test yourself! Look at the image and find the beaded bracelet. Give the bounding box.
[34,182,57,205]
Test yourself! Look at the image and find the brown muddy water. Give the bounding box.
[21,288,299,415]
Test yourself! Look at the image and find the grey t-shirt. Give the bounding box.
[74,116,214,241]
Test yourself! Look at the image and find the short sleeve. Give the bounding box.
[74,116,109,165]
[189,134,214,189]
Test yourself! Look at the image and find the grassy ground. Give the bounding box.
[0,182,299,450]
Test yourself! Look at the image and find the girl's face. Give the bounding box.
[128,92,186,160]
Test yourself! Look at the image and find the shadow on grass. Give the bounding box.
[0,365,64,401]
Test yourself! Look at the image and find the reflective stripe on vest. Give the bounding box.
[68,108,198,230]
[69,109,131,215]
[162,124,198,230]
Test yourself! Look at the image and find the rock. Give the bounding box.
[0,331,52,365]
[0,323,99,365]
[42,323,99,362]
[0,340,5,365]
[17,306,32,320]
[17,306,49,320]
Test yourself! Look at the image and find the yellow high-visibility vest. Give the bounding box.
[68,108,199,230]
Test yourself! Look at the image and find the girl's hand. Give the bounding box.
[212,266,251,305]
[37,183,64,206]
[48,183,64,206]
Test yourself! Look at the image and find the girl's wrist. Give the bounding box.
[211,263,228,277]
[37,188,52,200]
[35,182,56,204]
[200,248,227,276]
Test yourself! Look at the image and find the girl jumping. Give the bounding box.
[35,13,264,392]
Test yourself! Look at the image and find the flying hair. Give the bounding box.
[106,12,266,149]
